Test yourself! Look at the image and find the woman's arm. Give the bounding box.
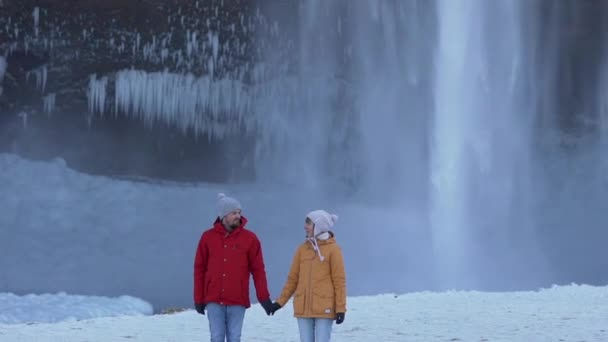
[331,245,347,313]
[276,246,301,306]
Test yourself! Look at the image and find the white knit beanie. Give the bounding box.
[306,210,339,236]
[305,210,338,262]
[216,193,242,219]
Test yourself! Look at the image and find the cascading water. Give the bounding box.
[258,0,573,290]
[430,0,543,289]
[348,1,432,203]
[255,1,434,201]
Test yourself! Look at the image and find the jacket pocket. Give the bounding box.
[293,292,305,315]
[311,289,334,316]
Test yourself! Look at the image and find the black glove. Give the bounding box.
[269,302,282,315]
[335,312,345,324]
[195,303,206,315]
[260,299,274,316]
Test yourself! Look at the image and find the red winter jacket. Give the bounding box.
[193,216,270,308]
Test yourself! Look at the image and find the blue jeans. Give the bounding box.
[206,302,246,342]
[297,318,333,342]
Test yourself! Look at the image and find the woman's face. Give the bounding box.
[304,217,314,237]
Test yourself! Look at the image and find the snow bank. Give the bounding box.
[0,284,606,341]
[0,292,153,324]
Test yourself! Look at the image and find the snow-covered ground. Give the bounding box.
[0,292,152,324]
[0,284,606,341]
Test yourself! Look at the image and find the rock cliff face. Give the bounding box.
[1,1,608,184]
[0,0,293,182]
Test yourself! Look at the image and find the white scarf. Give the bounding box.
[307,232,330,262]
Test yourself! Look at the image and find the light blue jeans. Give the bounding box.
[206,302,246,342]
[297,318,334,342]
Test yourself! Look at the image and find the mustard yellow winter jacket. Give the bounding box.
[276,233,347,318]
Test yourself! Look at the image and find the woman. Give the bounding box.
[270,210,347,342]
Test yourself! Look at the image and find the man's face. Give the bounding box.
[222,209,242,229]
[304,217,314,237]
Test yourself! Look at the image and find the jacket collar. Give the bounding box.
[213,215,248,235]
[306,231,335,262]
[307,231,335,245]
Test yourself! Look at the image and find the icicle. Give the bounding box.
[17,111,28,128]
[43,93,56,116]
[25,65,47,93]
[370,1,380,21]
[0,56,6,97]
[208,57,214,78]
[87,74,108,115]
[161,48,169,63]
[41,65,47,93]
[113,69,252,139]
[33,7,39,37]
[212,33,219,61]
[186,30,192,57]
[272,21,279,36]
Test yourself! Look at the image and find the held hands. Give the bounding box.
[269,302,282,315]
[261,299,282,316]
[260,299,275,316]
[335,312,345,324]
[195,303,206,315]
[263,299,338,320]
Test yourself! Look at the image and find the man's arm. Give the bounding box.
[193,234,209,305]
[248,235,271,302]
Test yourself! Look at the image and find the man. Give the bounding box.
[194,193,274,342]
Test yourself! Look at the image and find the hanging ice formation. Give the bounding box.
[113,69,251,139]
[87,74,108,115]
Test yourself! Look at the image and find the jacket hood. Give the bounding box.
[315,231,335,244]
